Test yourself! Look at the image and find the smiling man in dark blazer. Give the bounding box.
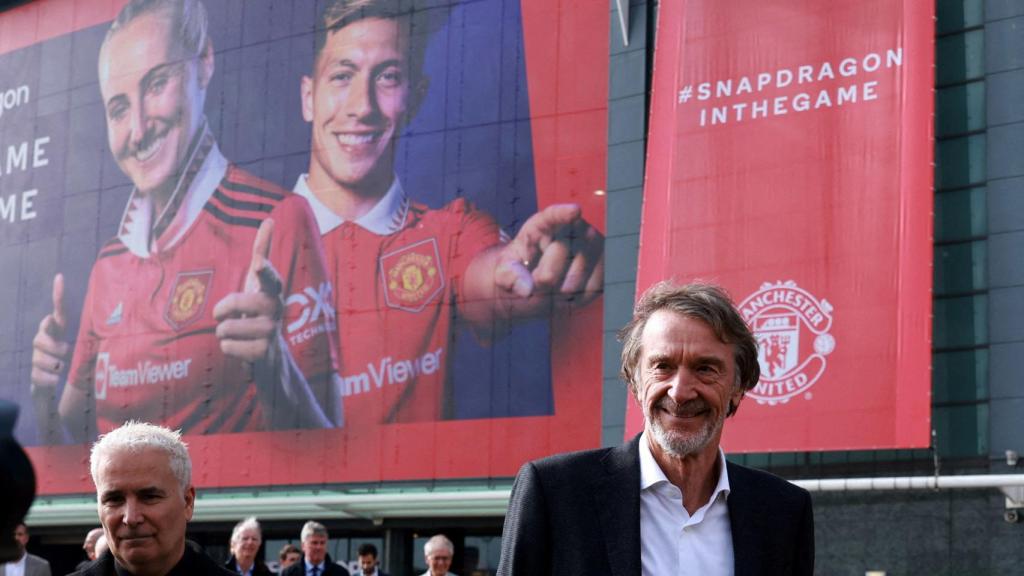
[497,281,814,576]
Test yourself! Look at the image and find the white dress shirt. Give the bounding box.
[2,553,26,576]
[639,431,734,576]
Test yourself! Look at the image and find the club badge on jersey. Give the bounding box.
[165,269,214,330]
[380,238,444,313]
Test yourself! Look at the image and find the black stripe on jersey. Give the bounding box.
[220,178,286,202]
[229,394,259,434]
[203,203,263,229]
[154,326,215,347]
[97,246,129,260]
[212,188,275,214]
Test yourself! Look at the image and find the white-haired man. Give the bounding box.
[224,517,273,576]
[420,535,455,576]
[69,421,235,576]
[280,522,349,576]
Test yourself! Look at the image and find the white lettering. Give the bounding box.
[32,136,49,168]
[340,348,445,396]
[6,142,27,174]
[20,189,36,221]
[863,80,878,101]
[0,85,29,119]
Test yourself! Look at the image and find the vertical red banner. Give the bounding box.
[631,0,934,451]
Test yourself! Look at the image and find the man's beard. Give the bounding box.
[646,397,726,457]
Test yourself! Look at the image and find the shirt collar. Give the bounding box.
[116,122,227,257]
[304,559,325,572]
[639,431,731,501]
[293,173,408,236]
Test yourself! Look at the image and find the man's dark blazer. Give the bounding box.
[280,556,350,576]
[496,434,814,576]
[68,544,236,576]
[223,555,275,576]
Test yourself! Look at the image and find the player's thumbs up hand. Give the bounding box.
[214,219,285,363]
[245,218,283,297]
[31,273,70,389]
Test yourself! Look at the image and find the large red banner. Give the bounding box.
[0,0,607,494]
[630,0,933,451]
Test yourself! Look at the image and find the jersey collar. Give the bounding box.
[116,121,228,257]
[293,173,409,236]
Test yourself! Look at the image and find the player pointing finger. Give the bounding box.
[491,203,604,312]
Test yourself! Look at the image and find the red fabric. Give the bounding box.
[632,0,934,451]
[67,166,336,435]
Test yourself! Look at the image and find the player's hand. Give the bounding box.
[494,203,604,311]
[213,219,284,364]
[31,273,70,389]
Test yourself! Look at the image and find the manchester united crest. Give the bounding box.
[380,238,444,312]
[738,280,836,405]
[165,270,213,330]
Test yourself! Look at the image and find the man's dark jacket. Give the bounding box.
[496,434,814,576]
[279,556,350,576]
[223,555,275,576]
[68,543,237,576]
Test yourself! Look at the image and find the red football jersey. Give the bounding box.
[296,177,501,427]
[67,163,337,436]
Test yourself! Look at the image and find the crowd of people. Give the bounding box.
[5,421,462,576]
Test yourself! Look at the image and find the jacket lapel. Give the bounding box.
[594,434,643,576]
[727,461,766,576]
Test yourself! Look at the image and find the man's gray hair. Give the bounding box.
[424,534,454,557]
[104,0,210,59]
[618,280,760,416]
[300,520,328,542]
[230,516,262,547]
[90,421,191,491]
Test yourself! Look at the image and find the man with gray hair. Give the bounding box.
[70,421,234,576]
[498,281,814,575]
[420,535,455,576]
[280,522,349,576]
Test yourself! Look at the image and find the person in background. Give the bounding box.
[420,535,456,576]
[280,522,349,576]
[278,544,302,572]
[93,536,109,563]
[74,528,104,571]
[355,543,388,576]
[225,517,273,576]
[0,524,51,576]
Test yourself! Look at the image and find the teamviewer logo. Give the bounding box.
[94,352,110,401]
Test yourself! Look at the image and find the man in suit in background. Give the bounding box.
[280,522,349,576]
[497,281,815,576]
[0,524,51,576]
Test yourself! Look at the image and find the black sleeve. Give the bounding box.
[497,461,551,576]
